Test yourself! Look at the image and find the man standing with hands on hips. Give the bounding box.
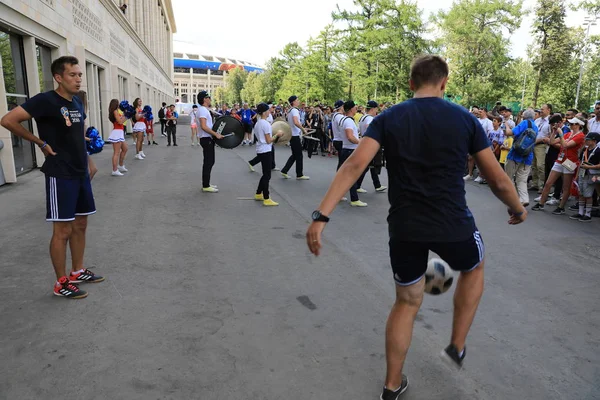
[281,95,310,180]
[195,91,224,193]
[1,56,104,299]
[305,55,526,399]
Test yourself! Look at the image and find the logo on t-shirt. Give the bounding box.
[61,107,72,127]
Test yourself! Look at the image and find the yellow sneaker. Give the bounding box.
[254,194,264,201]
[263,199,279,206]
[350,200,368,207]
[297,176,310,180]
[202,186,219,193]
[281,173,291,179]
[357,188,368,193]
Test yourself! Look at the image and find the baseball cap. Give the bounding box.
[334,100,344,109]
[366,100,378,109]
[585,132,600,141]
[256,103,269,113]
[198,90,210,101]
[343,100,356,112]
[568,117,586,126]
[288,95,298,104]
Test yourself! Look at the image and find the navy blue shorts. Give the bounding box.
[45,175,96,222]
[389,230,485,286]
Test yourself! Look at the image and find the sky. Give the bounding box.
[171,0,599,66]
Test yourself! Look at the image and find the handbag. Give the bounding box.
[562,158,577,172]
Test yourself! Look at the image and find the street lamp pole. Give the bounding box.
[575,17,598,107]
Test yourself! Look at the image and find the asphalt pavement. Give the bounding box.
[0,120,598,400]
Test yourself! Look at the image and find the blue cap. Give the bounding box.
[334,100,344,108]
[366,100,378,109]
[288,95,298,104]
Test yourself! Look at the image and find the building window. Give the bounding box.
[181,83,188,87]
[36,44,53,92]
[192,68,208,75]
[174,88,179,96]
[174,67,190,73]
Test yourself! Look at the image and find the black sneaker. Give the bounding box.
[552,207,565,215]
[531,203,544,211]
[579,216,592,222]
[441,344,466,369]
[69,268,105,283]
[570,213,584,220]
[148,141,151,145]
[569,204,579,211]
[53,276,88,299]
[167,144,171,146]
[153,141,159,145]
[173,144,178,146]
[380,375,409,400]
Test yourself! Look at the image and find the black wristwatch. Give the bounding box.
[312,210,330,223]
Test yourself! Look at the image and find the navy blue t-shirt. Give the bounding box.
[364,97,490,242]
[21,91,87,179]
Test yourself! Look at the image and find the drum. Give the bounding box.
[272,121,292,146]
[213,116,244,149]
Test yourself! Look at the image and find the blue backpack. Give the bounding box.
[512,120,536,157]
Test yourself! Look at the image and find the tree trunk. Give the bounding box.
[532,66,542,108]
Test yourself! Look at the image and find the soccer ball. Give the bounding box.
[424,258,454,295]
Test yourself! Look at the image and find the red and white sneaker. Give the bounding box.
[54,276,88,299]
[69,268,105,283]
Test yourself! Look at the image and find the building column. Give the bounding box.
[22,37,46,167]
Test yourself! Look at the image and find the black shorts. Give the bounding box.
[389,230,485,286]
[243,122,253,134]
[45,175,96,222]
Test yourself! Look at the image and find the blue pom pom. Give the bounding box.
[85,126,104,154]
[119,100,136,119]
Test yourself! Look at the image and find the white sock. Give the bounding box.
[385,385,401,392]
[71,269,84,275]
[459,349,465,358]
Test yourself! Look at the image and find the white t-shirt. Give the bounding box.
[341,116,359,150]
[358,114,373,136]
[254,119,272,154]
[478,118,493,135]
[267,113,274,124]
[588,117,600,134]
[197,106,213,139]
[332,112,344,141]
[288,108,301,137]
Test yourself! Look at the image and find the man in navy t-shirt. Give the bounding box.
[305,55,527,399]
[0,56,104,300]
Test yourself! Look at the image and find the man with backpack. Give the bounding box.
[504,108,539,206]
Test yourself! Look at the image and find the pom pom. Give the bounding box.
[119,100,136,119]
[142,105,154,121]
[85,126,104,155]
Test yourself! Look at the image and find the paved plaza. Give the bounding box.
[0,122,599,400]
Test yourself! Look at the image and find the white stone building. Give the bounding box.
[173,42,263,104]
[0,0,176,183]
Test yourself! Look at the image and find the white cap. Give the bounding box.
[568,117,585,126]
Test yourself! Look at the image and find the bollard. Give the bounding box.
[0,140,5,186]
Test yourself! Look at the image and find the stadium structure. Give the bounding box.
[173,42,263,104]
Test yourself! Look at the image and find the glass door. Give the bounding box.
[1,30,35,174]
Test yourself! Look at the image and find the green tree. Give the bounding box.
[434,0,523,107]
[530,0,572,107]
[223,68,248,105]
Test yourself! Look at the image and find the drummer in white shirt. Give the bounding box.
[253,103,283,206]
[195,91,224,193]
[247,104,278,172]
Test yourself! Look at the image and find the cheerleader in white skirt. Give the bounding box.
[108,99,129,176]
[132,98,147,160]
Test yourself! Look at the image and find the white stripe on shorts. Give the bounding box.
[50,177,58,220]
